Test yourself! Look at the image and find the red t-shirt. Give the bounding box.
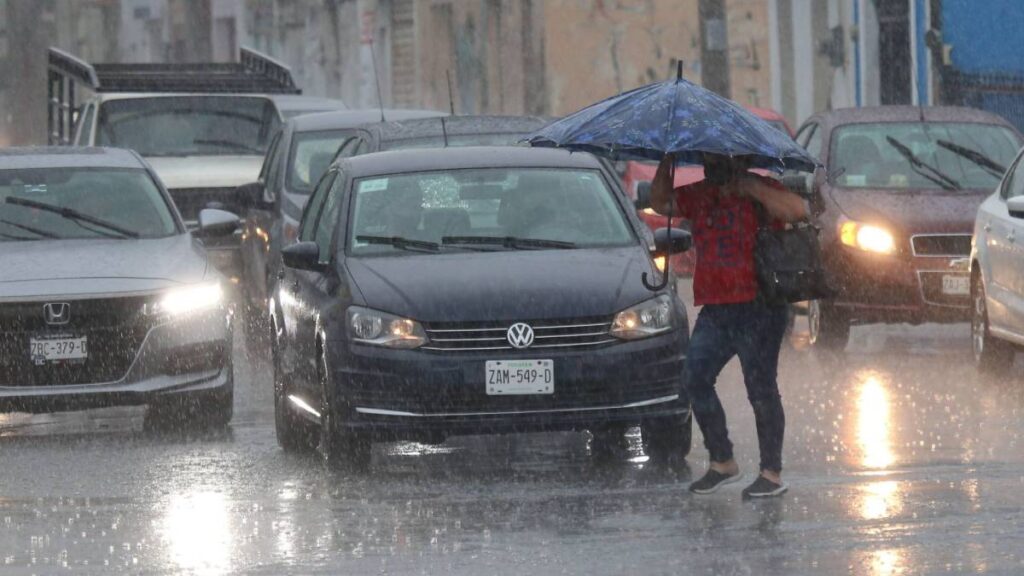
[673,176,785,306]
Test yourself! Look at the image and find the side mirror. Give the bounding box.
[782,172,811,197]
[235,181,273,210]
[197,208,239,237]
[634,181,653,210]
[281,241,322,271]
[1008,196,1024,219]
[653,227,692,255]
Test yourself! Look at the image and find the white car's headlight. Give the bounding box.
[149,282,224,317]
[348,306,428,349]
[610,295,675,340]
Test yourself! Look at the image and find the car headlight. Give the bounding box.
[610,295,674,340]
[347,306,428,349]
[839,220,896,255]
[149,282,224,317]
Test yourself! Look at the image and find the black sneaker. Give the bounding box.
[688,469,743,494]
[741,475,788,499]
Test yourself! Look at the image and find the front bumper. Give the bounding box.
[0,310,233,414]
[827,245,970,324]
[324,329,689,439]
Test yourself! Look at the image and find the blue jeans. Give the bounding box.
[683,300,788,472]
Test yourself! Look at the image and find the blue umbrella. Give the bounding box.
[525,63,817,290]
[526,63,817,172]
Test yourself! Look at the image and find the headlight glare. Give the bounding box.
[150,282,223,317]
[610,295,674,340]
[347,306,427,349]
[839,220,895,255]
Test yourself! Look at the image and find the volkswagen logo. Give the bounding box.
[43,302,71,326]
[507,322,535,349]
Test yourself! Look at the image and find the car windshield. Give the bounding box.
[831,122,1021,190]
[349,168,634,255]
[0,168,176,241]
[288,130,350,194]
[95,97,278,157]
[381,133,529,151]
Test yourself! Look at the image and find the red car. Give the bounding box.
[620,106,794,275]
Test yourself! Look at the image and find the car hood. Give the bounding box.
[0,235,208,300]
[145,155,263,190]
[345,247,656,323]
[826,186,990,234]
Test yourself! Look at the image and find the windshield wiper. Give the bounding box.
[192,139,264,154]
[935,139,1006,177]
[442,236,577,250]
[0,217,58,238]
[356,235,440,253]
[885,136,961,191]
[5,197,140,238]
[0,231,36,241]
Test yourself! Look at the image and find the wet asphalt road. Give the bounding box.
[2,285,1024,575]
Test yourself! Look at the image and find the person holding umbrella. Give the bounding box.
[525,63,818,498]
[649,153,807,498]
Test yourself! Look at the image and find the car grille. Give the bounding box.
[911,234,971,257]
[421,317,616,352]
[0,296,155,386]
[168,187,236,225]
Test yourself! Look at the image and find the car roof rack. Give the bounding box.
[47,46,301,144]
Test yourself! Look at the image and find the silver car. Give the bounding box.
[0,147,236,429]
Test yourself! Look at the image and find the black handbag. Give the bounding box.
[753,206,835,305]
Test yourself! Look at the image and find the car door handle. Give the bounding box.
[984,222,992,232]
[277,269,286,280]
[1009,231,1016,243]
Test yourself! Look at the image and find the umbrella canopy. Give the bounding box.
[526,69,818,173]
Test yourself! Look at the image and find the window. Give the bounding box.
[1002,153,1024,200]
[74,104,96,146]
[349,168,634,256]
[830,122,1021,190]
[804,125,822,158]
[95,96,277,156]
[259,131,283,201]
[0,168,176,241]
[287,130,357,194]
[299,171,337,243]
[314,174,345,262]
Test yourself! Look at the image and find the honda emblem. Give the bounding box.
[43,302,71,326]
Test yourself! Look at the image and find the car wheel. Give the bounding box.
[641,411,692,462]
[273,339,316,452]
[808,299,850,352]
[318,351,371,469]
[972,274,1014,374]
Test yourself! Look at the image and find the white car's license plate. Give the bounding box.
[485,360,554,395]
[29,336,88,365]
[941,274,970,296]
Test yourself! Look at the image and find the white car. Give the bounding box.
[971,149,1024,372]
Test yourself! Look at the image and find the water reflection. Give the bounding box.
[858,480,903,521]
[160,491,232,575]
[866,548,906,576]
[854,372,895,470]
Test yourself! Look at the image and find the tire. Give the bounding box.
[808,299,850,352]
[972,273,1014,374]
[273,338,316,452]
[641,411,693,462]
[318,351,371,468]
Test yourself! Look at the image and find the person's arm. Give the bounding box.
[738,176,809,223]
[649,154,677,215]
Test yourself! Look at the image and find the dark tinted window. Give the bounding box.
[299,171,337,243]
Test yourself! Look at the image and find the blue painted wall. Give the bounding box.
[942,0,1024,75]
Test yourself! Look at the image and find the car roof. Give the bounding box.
[817,105,1015,127]
[269,95,347,113]
[290,108,447,132]
[0,147,145,170]
[371,115,549,142]
[340,146,603,178]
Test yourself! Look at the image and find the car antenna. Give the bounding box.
[369,41,386,122]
